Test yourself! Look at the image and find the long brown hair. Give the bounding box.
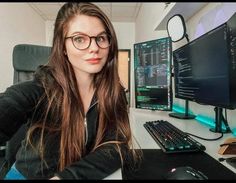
[26,2,141,172]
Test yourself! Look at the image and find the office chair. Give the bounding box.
[0,44,51,178]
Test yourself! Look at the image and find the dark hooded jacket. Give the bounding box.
[0,67,124,179]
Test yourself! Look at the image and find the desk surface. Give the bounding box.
[106,108,236,179]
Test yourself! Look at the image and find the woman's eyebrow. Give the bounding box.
[69,30,106,36]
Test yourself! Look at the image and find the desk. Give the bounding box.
[106,108,236,179]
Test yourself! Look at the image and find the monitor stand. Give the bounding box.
[210,107,231,133]
[169,100,196,119]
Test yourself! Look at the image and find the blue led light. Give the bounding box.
[172,104,235,133]
[231,128,236,136]
[195,115,228,131]
[172,104,229,131]
[195,115,215,128]
[172,105,185,113]
[172,104,195,115]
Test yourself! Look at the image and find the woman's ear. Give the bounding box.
[64,50,67,55]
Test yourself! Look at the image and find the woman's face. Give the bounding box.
[65,14,109,77]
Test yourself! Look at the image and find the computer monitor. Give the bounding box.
[172,13,236,132]
[134,37,172,111]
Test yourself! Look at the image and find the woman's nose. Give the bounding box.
[89,38,99,51]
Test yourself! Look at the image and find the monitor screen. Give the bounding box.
[173,23,236,109]
[134,37,172,110]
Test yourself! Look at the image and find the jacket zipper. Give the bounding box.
[84,117,88,145]
[84,100,98,145]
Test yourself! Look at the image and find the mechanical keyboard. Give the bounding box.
[143,120,206,153]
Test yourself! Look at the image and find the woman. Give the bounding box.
[1,2,140,179]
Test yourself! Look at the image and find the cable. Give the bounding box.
[186,132,224,141]
[184,108,233,142]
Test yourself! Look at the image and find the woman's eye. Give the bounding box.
[97,35,106,42]
[74,36,85,43]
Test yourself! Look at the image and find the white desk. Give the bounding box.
[103,168,122,180]
[106,108,236,179]
[130,108,236,173]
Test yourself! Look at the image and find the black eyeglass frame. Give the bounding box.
[65,32,111,50]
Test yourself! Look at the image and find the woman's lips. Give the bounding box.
[86,58,101,64]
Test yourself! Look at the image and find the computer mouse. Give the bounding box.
[165,166,208,180]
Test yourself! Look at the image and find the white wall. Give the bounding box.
[135,3,168,43]
[0,3,46,92]
[45,20,54,47]
[113,22,135,50]
[134,2,236,131]
[113,22,135,106]
[187,3,236,40]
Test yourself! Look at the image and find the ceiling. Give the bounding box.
[28,2,142,22]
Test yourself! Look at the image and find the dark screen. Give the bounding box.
[134,37,172,110]
[173,24,235,109]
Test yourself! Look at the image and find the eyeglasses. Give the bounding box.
[65,32,111,50]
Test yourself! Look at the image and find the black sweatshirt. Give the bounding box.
[0,77,123,179]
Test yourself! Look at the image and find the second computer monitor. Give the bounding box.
[134,37,172,111]
[172,13,236,110]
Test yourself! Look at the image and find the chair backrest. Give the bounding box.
[3,44,51,175]
[13,44,52,83]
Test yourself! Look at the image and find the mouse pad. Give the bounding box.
[122,149,236,180]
